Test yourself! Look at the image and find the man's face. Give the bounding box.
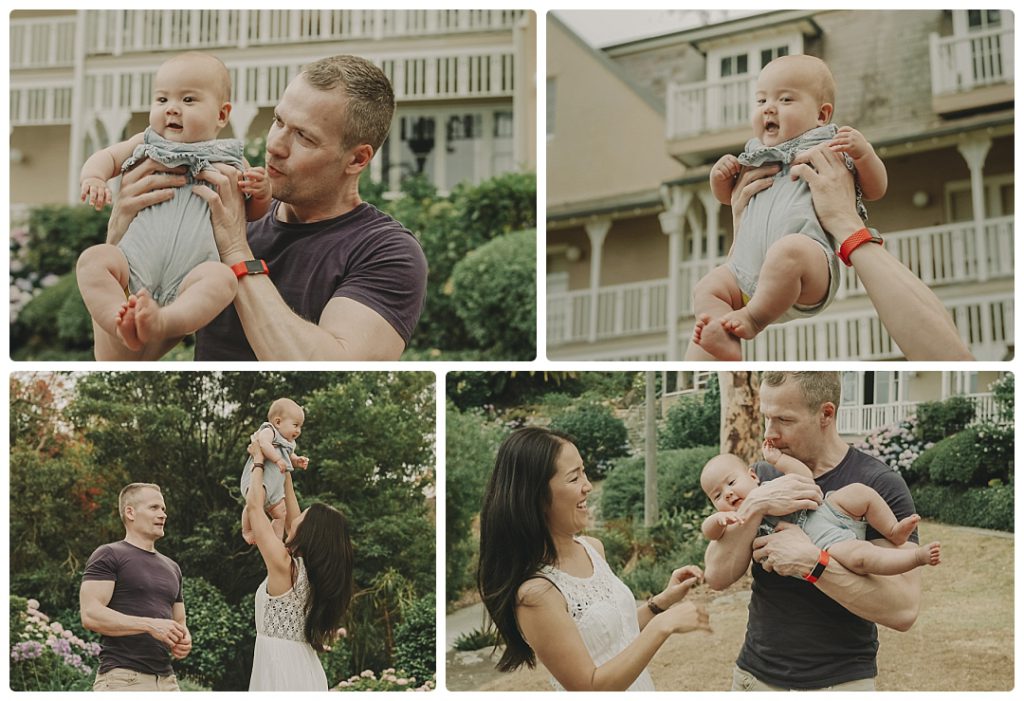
[264,76,354,214]
[126,488,167,540]
[759,380,826,464]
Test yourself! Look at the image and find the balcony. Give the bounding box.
[666,74,754,166]
[930,25,1014,115]
[9,17,77,69]
[548,217,1013,360]
[10,82,74,125]
[837,392,1002,436]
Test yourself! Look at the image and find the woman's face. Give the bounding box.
[544,442,593,537]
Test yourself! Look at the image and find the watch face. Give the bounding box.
[245,260,267,274]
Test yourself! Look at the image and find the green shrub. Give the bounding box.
[990,374,1014,422]
[173,578,250,690]
[9,597,101,691]
[601,447,719,521]
[319,635,354,688]
[619,514,709,598]
[392,596,435,684]
[11,273,94,360]
[914,395,977,444]
[450,230,536,360]
[911,484,1013,532]
[452,626,501,652]
[912,423,1013,487]
[453,171,536,245]
[659,376,720,450]
[18,205,109,280]
[548,403,629,479]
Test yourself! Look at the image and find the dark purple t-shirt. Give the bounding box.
[736,447,918,689]
[82,540,183,676]
[195,200,427,361]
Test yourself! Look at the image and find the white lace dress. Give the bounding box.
[537,537,656,691]
[249,557,328,690]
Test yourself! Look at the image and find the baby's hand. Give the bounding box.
[81,177,112,211]
[711,154,742,186]
[716,512,744,528]
[239,167,271,200]
[762,439,782,465]
[293,455,310,470]
[829,126,872,160]
[276,458,289,474]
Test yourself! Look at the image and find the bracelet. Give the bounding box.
[252,463,264,470]
[646,597,665,615]
[803,549,830,583]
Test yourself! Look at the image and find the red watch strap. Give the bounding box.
[838,227,881,267]
[231,259,269,278]
[804,549,830,583]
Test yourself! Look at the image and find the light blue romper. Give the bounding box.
[240,422,295,509]
[728,124,867,323]
[761,491,868,551]
[117,127,245,305]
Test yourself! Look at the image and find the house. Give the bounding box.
[547,10,1013,361]
[661,370,1009,441]
[9,9,536,212]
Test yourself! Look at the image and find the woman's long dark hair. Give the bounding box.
[477,426,574,672]
[287,502,354,652]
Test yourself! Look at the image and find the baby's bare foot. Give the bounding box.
[693,313,711,345]
[696,315,742,361]
[134,290,166,344]
[721,307,766,340]
[115,296,143,351]
[917,541,941,566]
[889,514,921,546]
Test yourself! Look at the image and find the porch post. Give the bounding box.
[659,185,693,361]
[957,136,992,281]
[585,217,612,344]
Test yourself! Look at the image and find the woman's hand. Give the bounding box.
[656,600,711,636]
[730,164,779,234]
[107,160,187,245]
[656,565,704,608]
[247,432,265,463]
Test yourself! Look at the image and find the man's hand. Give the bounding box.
[743,473,822,519]
[145,618,188,649]
[170,628,192,660]
[790,145,863,238]
[107,160,187,244]
[192,163,251,265]
[751,521,820,578]
[730,163,780,232]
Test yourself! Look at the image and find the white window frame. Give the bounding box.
[943,173,1015,221]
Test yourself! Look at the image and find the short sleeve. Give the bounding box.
[332,231,427,344]
[82,545,118,582]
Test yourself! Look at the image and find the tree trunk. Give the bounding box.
[718,372,763,465]
[643,372,658,527]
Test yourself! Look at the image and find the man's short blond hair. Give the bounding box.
[300,54,395,153]
[761,371,841,412]
[118,483,162,523]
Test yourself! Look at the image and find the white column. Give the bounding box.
[957,136,992,281]
[67,11,89,205]
[699,190,721,269]
[585,217,612,343]
[659,185,693,361]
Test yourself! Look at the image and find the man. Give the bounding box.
[704,372,922,691]
[80,483,191,691]
[103,54,427,361]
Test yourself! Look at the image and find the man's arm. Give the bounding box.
[752,521,921,630]
[169,601,192,660]
[80,579,186,646]
[790,145,972,360]
[192,164,408,360]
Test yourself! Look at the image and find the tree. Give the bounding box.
[719,372,762,464]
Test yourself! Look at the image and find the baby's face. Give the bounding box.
[701,458,760,513]
[150,56,229,143]
[751,58,829,146]
[273,408,304,442]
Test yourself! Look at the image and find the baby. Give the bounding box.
[76,51,272,359]
[689,54,888,361]
[240,398,310,544]
[700,442,941,577]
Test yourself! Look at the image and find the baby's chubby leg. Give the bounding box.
[76,244,145,351]
[134,261,237,345]
[826,538,941,576]
[687,264,744,361]
[721,234,830,340]
[828,483,920,546]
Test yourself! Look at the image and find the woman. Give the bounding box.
[478,427,710,691]
[245,438,354,690]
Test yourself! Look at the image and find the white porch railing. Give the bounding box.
[9,17,77,68]
[10,82,75,125]
[838,391,1002,435]
[77,10,524,55]
[841,216,1014,296]
[666,74,756,140]
[930,25,1014,95]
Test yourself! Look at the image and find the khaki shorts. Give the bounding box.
[93,667,180,691]
[732,665,875,691]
